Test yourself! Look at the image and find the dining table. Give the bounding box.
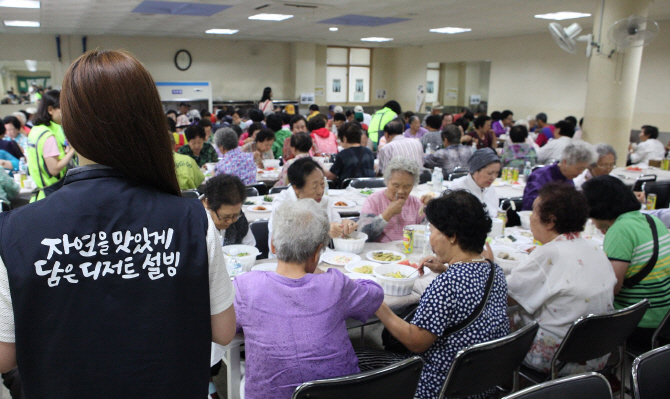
[611,166,670,188]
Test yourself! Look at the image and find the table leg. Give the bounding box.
[222,345,241,399]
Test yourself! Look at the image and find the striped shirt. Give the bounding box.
[377,135,424,173]
[604,211,670,328]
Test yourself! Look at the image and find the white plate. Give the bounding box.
[346,273,378,282]
[251,262,278,272]
[358,189,375,196]
[333,199,356,209]
[243,199,260,206]
[345,260,381,275]
[320,251,361,266]
[512,185,524,190]
[366,250,406,264]
[327,190,343,197]
[246,205,271,213]
[495,234,532,245]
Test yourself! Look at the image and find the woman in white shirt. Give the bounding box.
[498,182,617,375]
[201,174,256,247]
[258,87,275,115]
[449,147,500,219]
[629,125,665,166]
[268,157,357,256]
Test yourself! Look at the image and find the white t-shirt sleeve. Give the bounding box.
[0,257,15,342]
[206,213,235,315]
[242,227,256,246]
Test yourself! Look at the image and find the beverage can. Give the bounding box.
[512,168,519,182]
[501,168,508,182]
[662,159,670,171]
[647,193,657,210]
[497,210,507,236]
[402,227,414,254]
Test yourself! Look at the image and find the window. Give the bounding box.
[326,47,371,104]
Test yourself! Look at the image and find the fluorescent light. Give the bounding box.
[248,13,293,21]
[430,27,471,34]
[0,0,40,8]
[329,27,338,32]
[25,60,37,72]
[206,28,238,35]
[361,37,393,42]
[3,20,40,27]
[535,12,591,21]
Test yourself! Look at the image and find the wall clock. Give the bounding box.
[174,49,192,71]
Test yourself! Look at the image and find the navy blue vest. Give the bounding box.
[0,165,211,398]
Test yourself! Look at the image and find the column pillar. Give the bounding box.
[582,0,652,161]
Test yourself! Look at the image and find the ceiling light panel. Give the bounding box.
[430,27,471,34]
[206,28,238,34]
[535,12,591,21]
[3,20,40,27]
[248,13,293,21]
[361,37,393,42]
[0,0,40,8]
[319,14,409,27]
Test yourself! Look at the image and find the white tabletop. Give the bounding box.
[611,166,670,187]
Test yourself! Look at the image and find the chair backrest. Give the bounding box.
[292,356,423,399]
[632,344,670,399]
[181,189,200,199]
[0,199,11,212]
[245,187,259,198]
[249,219,269,259]
[419,169,432,185]
[269,186,289,194]
[327,179,336,189]
[644,181,670,209]
[499,197,523,227]
[531,165,545,172]
[633,174,657,192]
[652,308,670,349]
[343,177,386,189]
[247,183,268,196]
[552,300,650,376]
[502,372,612,399]
[447,171,469,181]
[440,321,540,398]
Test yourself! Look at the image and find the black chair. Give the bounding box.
[326,180,336,190]
[627,307,670,357]
[269,186,289,194]
[0,199,12,212]
[631,344,670,399]
[531,165,545,173]
[342,177,386,189]
[447,171,469,181]
[520,300,650,399]
[633,174,656,192]
[292,356,423,399]
[249,219,269,259]
[503,372,612,399]
[245,187,259,197]
[419,169,432,184]
[499,197,523,227]
[181,189,199,199]
[247,183,268,196]
[644,181,670,209]
[439,321,540,398]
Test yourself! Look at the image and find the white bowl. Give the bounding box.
[332,232,368,254]
[222,245,260,272]
[262,159,281,169]
[373,264,419,296]
[519,211,532,230]
[492,247,528,274]
[345,259,380,275]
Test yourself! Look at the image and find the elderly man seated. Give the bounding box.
[234,199,384,399]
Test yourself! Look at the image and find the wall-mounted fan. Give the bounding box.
[608,15,659,49]
[549,22,595,56]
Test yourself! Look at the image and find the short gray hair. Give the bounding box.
[383,156,420,186]
[11,112,26,125]
[213,127,238,150]
[561,141,597,165]
[272,199,330,264]
[591,143,617,166]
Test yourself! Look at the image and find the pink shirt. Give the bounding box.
[360,190,424,242]
[42,136,61,158]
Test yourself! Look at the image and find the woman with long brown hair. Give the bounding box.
[0,50,236,398]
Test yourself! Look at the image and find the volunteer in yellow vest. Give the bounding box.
[26,90,76,202]
[368,100,402,151]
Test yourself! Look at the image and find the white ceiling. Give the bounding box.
[1,0,669,47]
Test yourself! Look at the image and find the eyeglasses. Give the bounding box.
[596,163,615,170]
[211,210,242,222]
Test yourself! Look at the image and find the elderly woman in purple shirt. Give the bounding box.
[234,199,384,399]
[521,141,596,210]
